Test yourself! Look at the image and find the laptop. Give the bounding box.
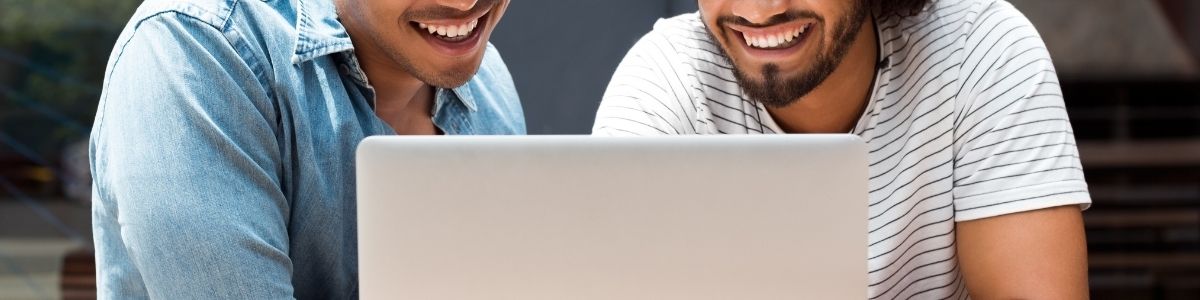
[357,135,868,299]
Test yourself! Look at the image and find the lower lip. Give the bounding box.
[732,28,811,60]
[415,13,490,57]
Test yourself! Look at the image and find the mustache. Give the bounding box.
[717,10,823,28]
[404,0,500,20]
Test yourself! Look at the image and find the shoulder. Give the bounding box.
[104,0,301,88]
[122,0,243,30]
[640,12,723,65]
[952,0,1046,50]
[614,12,720,68]
[879,0,1055,118]
[122,0,303,27]
[97,0,301,137]
[901,0,1027,31]
[113,0,297,51]
[616,12,733,97]
[901,0,1044,56]
[938,0,1056,101]
[650,12,711,43]
[884,0,1042,59]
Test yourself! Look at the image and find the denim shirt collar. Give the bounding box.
[294,0,479,114]
[292,0,353,64]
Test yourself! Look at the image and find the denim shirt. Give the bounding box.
[89,0,525,298]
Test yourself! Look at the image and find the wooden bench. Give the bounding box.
[60,248,95,299]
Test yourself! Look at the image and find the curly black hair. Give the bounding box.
[869,0,934,17]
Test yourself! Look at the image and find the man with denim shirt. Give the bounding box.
[90,0,522,298]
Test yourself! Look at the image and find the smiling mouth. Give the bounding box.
[410,8,492,44]
[415,17,483,42]
[731,22,814,52]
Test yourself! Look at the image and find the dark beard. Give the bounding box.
[714,5,869,108]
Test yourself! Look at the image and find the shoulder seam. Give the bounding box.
[96,5,251,146]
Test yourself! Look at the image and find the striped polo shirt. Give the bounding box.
[592,0,1091,298]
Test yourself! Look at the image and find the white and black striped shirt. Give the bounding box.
[592,0,1091,298]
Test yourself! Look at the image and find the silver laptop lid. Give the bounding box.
[357,135,868,299]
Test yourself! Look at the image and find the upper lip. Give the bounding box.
[726,20,814,37]
[727,20,814,49]
[411,6,493,26]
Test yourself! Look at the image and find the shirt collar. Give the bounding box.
[336,52,479,113]
[447,82,479,112]
[292,0,354,64]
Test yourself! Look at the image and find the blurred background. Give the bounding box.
[0,0,1196,299]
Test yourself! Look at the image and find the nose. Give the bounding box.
[731,0,788,25]
[435,0,479,11]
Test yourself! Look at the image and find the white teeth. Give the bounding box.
[744,24,809,49]
[417,18,481,39]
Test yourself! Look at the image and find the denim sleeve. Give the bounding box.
[90,12,294,299]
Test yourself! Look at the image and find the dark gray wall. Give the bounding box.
[490,0,699,134]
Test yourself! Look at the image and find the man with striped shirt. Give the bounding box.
[593,0,1090,298]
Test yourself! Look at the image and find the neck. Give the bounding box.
[767,17,879,134]
[362,57,439,135]
[337,1,439,135]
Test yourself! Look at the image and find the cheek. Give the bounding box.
[492,0,512,23]
[368,3,413,34]
[697,0,721,11]
[697,0,725,25]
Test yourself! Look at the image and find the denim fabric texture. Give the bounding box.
[89,0,525,298]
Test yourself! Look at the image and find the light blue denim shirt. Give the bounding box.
[89,0,525,298]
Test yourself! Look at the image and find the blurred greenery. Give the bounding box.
[0,0,139,163]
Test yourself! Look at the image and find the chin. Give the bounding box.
[424,64,482,89]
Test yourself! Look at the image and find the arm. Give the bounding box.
[91,12,292,299]
[950,2,1092,298]
[956,205,1089,299]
